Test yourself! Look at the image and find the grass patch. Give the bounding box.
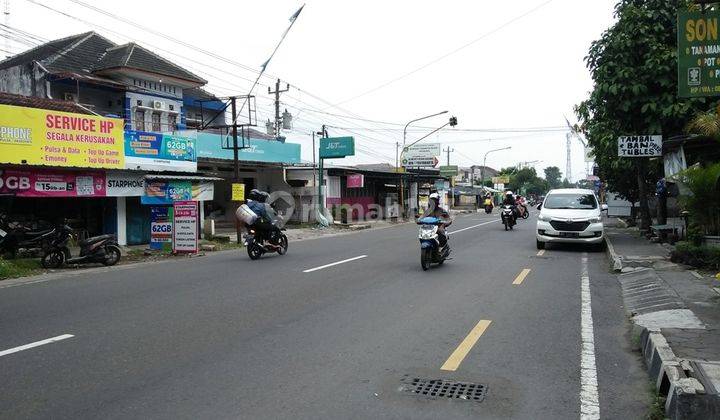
[646,388,667,420]
[0,258,42,280]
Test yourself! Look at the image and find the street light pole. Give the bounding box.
[482,146,512,188]
[399,110,448,218]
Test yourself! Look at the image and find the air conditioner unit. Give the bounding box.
[63,92,77,102]
[152,100,163,109]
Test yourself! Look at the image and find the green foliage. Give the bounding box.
[678,163,720,235]
[544,166,563,189]
[0,258,41,280]
[671,241,720,269]
[687,111,720,140]
[575,0,707,203]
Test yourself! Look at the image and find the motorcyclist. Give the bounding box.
[502,191,519,219]
[484,193,494,208]
[246,189,280,249]
[420,192,452,248]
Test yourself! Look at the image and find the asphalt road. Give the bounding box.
[0,212,651,419]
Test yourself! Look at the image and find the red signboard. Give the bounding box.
[0,168,106,197]
[347,174,364,188]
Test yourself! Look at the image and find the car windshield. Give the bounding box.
[544,193,597,210]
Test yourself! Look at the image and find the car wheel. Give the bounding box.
[536,240,545,250]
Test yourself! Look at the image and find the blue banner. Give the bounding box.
[196,132,301,164]
[125,130,197,171]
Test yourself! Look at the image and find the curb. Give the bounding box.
[637,327,719,419]
[605,234,623,272]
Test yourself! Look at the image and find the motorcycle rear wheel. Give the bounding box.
[504,220,509,231]
[421,248,431,271]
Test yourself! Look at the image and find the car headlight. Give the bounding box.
[538,214,552,222]
[588,217,601,223]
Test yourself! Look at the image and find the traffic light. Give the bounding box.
[449,116,458,127]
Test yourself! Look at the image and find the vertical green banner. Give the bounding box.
[678,10,720,97]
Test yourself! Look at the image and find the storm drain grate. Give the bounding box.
[398,376,487,402]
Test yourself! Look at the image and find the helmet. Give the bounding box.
[248,189,262,201]
[506,190,514,196]
[429,192,440,201]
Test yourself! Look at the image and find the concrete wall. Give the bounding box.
[49,81,125,117]
[125,91,183,133]
[0,63,47,97]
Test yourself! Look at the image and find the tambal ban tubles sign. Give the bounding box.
[617,135,662,157]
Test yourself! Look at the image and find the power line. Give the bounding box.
[331,0,555,107]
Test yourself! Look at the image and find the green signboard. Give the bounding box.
[439,165,459,177]
[678,10,720,97]
[319,136,355,159]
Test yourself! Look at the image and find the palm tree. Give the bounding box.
[687,108,720,140]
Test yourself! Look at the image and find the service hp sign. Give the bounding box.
[617,135,662,157]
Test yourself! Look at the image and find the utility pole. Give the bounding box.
[268,78,289,140]
[443,147,454,166]
[312,132,317,187]
[565,132,572,183]
[443,147,454,208]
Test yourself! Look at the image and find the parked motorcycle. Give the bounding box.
[417,216,450,271]
[0,214,58,258]
[41,225,121,268]
[501,205,516,231]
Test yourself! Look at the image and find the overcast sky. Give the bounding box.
[4,0,617,180]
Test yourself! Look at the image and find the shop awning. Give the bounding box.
[144,174,223,181]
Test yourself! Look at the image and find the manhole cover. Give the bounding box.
[398,376,487,402]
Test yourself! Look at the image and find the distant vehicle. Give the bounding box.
[535,188,607,250]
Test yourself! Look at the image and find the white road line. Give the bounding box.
[580,254,600,420]
[303,255,367,273]
[447,220,496,235]
[0,334,74,358]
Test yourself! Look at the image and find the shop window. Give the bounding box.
[135,110,145,131]
[152,113,161,132]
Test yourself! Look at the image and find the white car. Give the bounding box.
[536,188,607,250]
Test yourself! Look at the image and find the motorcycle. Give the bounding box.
[240,203,289,260]
[0,215,58,258]
[517,203,530,219]
[417,216,450,271]
[485,198,494,214]
[41,225,121,268]
[501,205,516,231]
[244,222,288,260]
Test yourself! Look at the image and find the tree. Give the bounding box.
[575,0,707,229]
[543,166,563,189]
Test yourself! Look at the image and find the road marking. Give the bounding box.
[302,255,367,273]
[580,254,600,419]
[536,250,545,256]
[690,270,703,280]
[0,334,74,358]
[512,268,531,285]
[440,320,492,371]
[448,220,496,235]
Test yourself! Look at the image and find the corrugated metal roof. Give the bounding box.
[0,91,93,114]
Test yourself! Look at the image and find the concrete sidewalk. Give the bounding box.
[606,223,720,419]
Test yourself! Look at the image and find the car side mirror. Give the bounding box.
[536,204,542,210]
[601,204,608,212]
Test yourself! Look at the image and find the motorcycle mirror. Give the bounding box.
[536,204,542,210]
